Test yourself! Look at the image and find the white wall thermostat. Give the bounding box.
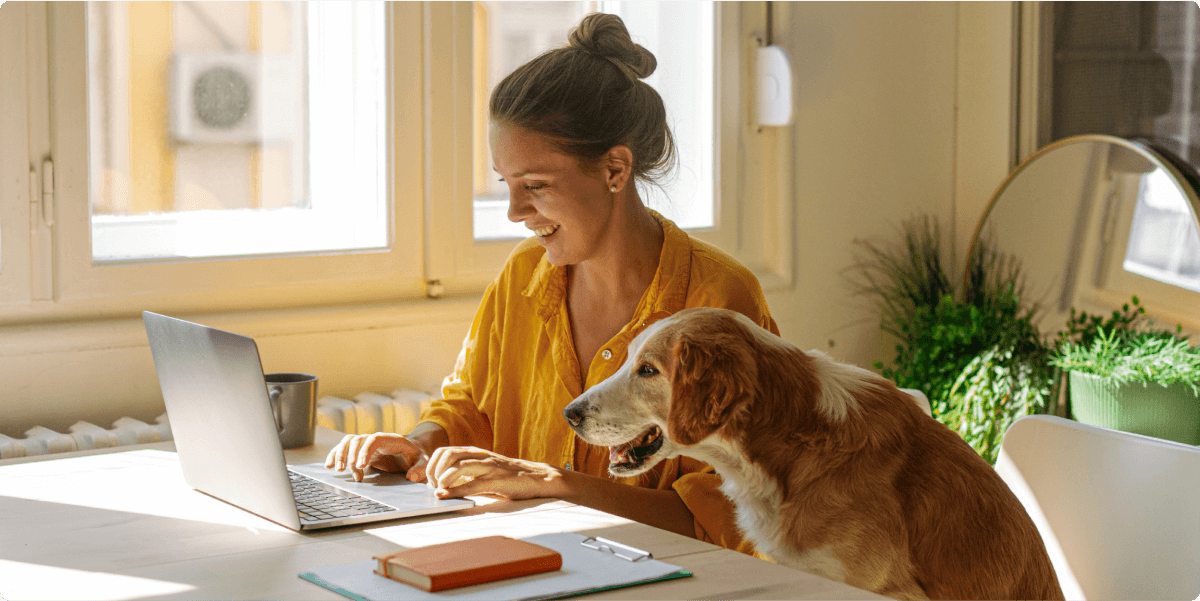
[756,44,794,127]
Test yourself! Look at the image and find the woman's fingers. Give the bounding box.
[324,433,429,482]
[324,434,357,470]
[426,447,490,489]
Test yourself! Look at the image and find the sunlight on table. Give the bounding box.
[366,502,630,548]
[0,450,290,532]
[0,560,196,601]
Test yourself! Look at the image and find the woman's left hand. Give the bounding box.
[424,446,571,501]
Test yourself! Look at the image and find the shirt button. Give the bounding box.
[564,462,573,471]
[601,349,612,360]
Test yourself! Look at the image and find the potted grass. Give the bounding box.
[1051,297,1200,445]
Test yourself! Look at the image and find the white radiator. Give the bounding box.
[316,389,436,435]
[0,388,436,460]
[0,414,173,460]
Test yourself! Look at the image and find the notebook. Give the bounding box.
[142,311,473,531]
[374,535,563,591]
[301,532,692,601]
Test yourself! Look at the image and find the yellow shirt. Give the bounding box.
[422,212,779,554]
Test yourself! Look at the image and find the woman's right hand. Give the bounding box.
[324,433,430,483]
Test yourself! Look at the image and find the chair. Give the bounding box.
[899,388,932,417]
[996,414,1200,600]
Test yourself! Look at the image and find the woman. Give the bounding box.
[326,13,778,553]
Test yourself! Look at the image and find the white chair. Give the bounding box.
[899,388,933,417]
[996,414,1200,600]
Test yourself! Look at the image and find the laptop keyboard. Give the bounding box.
[288,470,394,521]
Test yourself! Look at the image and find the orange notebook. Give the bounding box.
[373,535,563,592]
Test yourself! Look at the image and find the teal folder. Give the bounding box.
[299,532,692,601]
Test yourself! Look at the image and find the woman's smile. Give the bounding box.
[533,224,559,238]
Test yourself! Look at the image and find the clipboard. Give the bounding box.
[299,532,692,601]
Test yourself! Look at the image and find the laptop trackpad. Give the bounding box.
[287,462,474,511]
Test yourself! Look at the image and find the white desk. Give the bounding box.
[0,427,884,600]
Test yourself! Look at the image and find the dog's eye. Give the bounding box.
[637,364,659,377]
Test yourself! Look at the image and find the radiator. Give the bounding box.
[0,388,435,460]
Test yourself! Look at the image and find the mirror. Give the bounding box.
[969,135,1200,336]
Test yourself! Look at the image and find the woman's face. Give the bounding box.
[490,123,615,266]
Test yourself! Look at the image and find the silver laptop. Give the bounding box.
[142,311,473,531]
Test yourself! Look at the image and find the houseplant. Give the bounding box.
[850,215,1054,464]
[1051,296,1200,444]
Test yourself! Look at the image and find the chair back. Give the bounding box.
[996,414,1200,600]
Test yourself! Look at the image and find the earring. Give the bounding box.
[610,186,618,192]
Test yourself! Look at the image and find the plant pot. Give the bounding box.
[1069,371,1200,445]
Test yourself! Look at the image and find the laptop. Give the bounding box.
[142,311,473,531]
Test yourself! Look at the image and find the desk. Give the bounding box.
[0,427,883,600]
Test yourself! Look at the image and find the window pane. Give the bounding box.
[471,1,715,240]
[87,1,388,262]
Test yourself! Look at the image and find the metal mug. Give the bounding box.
[264,372,318,449]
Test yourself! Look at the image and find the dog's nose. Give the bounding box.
[563,404,585,428]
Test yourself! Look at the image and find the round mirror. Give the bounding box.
[968,134,1200,336]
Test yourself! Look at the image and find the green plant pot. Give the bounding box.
[1069,371,1200,445]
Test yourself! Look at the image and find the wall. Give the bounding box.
[0,2,1015,438]
[765,2,962,366]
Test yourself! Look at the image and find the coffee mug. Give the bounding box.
[264,372,318,449]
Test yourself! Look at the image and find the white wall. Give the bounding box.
[0,2,1017,438]
[766,2,961,365]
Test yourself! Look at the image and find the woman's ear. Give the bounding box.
[667,331,758,446]
[602,145,634,193]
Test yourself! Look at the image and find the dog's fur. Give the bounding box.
[564,307,1062,600]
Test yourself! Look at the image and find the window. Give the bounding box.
[3,2,424,317]
[87,1,387,262]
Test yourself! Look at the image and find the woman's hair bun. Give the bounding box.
[567,13,656,79]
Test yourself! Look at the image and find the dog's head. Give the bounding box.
[563,307,761,477]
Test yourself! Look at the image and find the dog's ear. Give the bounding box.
[668,331,758,446]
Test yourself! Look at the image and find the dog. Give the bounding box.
[563,307,1062,600]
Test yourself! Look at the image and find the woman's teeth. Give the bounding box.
[534,225,559,237]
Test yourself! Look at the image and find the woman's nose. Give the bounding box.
[507,188,535,223]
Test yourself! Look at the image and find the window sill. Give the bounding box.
[0,295,483,358]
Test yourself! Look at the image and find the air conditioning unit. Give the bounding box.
[169,51,300,145]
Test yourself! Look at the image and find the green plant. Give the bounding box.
[850,215,1054,463]
[1051,296,1200,395]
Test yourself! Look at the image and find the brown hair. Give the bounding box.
[489,13,676,185]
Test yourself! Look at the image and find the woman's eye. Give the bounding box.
[525,184,544,191]
[637,364,658,377]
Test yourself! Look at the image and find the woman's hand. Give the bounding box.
[324,433,430,483]
[424,446,570,501]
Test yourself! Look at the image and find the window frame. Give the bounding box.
[0,2,426,323]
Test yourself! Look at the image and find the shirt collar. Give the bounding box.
[521,209,691,323]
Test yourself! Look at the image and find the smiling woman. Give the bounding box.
[324,12,781,556]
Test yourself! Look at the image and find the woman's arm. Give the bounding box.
[423,446,697,538]
[557,469,697,538]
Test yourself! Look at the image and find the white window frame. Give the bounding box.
[0,2,426,322]
[0,1,35,307]
[423,2,793,295]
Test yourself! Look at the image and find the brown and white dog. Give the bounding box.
[563,307,1062,600]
